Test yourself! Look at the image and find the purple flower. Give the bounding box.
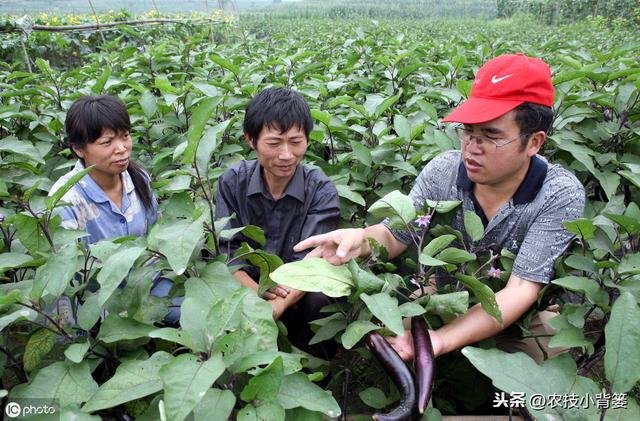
[488,267,501,279]
[0,213,4,223]
[415,214,431,228]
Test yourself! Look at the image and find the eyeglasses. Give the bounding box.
[455,126,527,150]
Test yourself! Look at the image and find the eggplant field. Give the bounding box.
[0,1,639,420]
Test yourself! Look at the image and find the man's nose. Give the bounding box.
[279,144,293,160]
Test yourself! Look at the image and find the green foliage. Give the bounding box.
[0,8,638,419]
[253,0,497,20]
[497,0,640,26]
[271,258,354,297]
[30,243,80,300]
[360,292,405,335]
[159,353,226,421]
[147,215,205,275]
[77,245,146,330]
[82,351,173,412]
[278,372,341,416]
[604,292,640,393]
[11,361,99,407]
[23,328,56,372]
[368,190,416,230]
[463,349,601,420]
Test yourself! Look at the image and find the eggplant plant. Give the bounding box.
[0,8,638,419]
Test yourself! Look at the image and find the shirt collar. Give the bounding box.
[75,160,135,204]
[247,161,306,203]
[247,161,265,197]
[456,154,548,205]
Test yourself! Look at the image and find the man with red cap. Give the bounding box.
[295,53,585,363]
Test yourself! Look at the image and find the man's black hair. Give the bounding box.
[243,87,313,142]
[514,102,554,149]
[64,95,154,210]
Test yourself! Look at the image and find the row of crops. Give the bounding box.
[252,0,640,22]
[0,11,639,420]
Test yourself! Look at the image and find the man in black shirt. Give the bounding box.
[215,88,341,358]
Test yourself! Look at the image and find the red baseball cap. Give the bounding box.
[442,53,554,124]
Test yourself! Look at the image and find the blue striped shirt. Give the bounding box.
[49,160,158,244]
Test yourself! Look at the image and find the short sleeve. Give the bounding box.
[512,178,585,283]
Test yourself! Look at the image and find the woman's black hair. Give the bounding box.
[64,95,154,210]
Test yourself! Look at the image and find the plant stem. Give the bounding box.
[16,302,74,342]
[326,125,336,166]
[21,201,56,253]
[0,345,28,383]
[415,206,437,283]
[473,251,501,278]
[24,319,66,337]
[340,368,351,421]
[87,0,108,44]
[0,345,22,371]
[224,248,266,267]
[402,136,413,162]
[0,225,13,251]
[577,344,606,376]
[582,303,598,321]
[192,136,219,256]
[88,342,116,362]
[599,384,612,421]
[533,335,548,361]
[20,36,32,73]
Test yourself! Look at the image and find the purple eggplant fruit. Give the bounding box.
[411,316,435,414]
[365,332,417,421]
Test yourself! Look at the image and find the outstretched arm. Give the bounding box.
[294,224,409,265]
[388,274,544,360]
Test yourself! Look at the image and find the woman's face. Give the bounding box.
[73,128,132,177]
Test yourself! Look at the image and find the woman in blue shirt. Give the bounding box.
[50,95,157,241]
[50,95,180,323]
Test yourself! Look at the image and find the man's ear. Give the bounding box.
[526,131,545,157]
[71,145,85,159]
[244,133,255,150]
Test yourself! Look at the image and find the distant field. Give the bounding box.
[0,0,271,14]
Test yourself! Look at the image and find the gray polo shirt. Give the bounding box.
[385,150,585,283]
[216,160,341,280]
